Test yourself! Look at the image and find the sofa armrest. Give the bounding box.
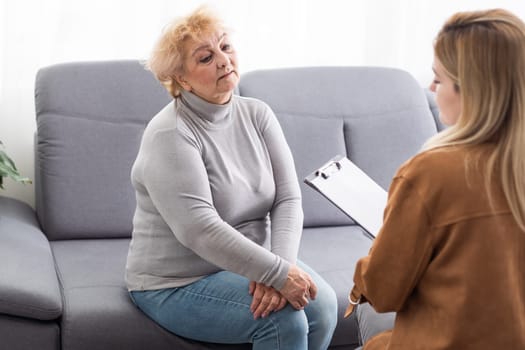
[0,196,62,320]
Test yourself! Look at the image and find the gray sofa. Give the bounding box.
[0,61,441,350]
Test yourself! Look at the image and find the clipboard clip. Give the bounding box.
[316,161,342,179]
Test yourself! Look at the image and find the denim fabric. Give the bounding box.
[356,302,395,345]
[130,261,337,350]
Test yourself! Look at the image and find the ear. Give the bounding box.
[175,74,192,92]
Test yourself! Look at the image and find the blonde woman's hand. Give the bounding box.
[279,265,318,310]
[249,281,287,319]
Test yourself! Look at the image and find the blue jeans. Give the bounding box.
[130,261,337,350]
[356,302,395,346]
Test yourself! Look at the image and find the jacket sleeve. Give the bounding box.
[351,175,434,313]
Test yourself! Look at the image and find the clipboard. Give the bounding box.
[304,155,387,239]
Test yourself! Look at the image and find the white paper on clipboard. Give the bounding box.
[304,155,387,239]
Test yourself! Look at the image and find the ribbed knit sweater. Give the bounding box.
[125,90,303,291]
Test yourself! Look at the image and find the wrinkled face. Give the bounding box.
[430,57,462,126]
[176,31,239,104]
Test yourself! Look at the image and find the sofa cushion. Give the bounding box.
[50,224,372,349]
[50,238,249,350]
[0,197,62,321]
[36,115,144,240]
[343,106,436,190]
[277,113,353,227]
[299,225,373,347]
[0,314,60,350]
[35,61,172,240]
[239,67,438,226]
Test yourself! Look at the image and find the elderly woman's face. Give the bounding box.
[176,31,239,104]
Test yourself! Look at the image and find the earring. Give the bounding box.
[179,78,192,91]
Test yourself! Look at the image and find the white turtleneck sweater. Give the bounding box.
[125,90,303,291]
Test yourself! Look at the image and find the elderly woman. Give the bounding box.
[125,6,337,349]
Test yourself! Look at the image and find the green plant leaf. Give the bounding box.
[0,150,17,170]
[0,143,32,189]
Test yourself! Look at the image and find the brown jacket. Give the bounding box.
[350,144,525,349]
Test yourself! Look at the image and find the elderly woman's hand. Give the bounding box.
[249,281,287,319]
[279,265,318,310]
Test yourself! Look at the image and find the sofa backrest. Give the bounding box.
[238,67,438,227]
[35,61,438,239]
[35,60,171,240]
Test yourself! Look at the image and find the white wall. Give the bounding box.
[2,0,525,206]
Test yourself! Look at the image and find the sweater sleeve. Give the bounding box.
[351,175,434,313]
[260,105,304,264]
[141,122,290,290]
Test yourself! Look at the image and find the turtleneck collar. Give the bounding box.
[179,90,233,125]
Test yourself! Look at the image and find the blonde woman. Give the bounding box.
[125,6,337,349]
[349,8,525,350]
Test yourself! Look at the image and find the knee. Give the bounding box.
[254,309,308,348]
[281,308,310,336]
[263,306,308,338]
[312,284,338,331]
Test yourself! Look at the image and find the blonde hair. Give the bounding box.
[424,8,525,231]
[146,6,227,98]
